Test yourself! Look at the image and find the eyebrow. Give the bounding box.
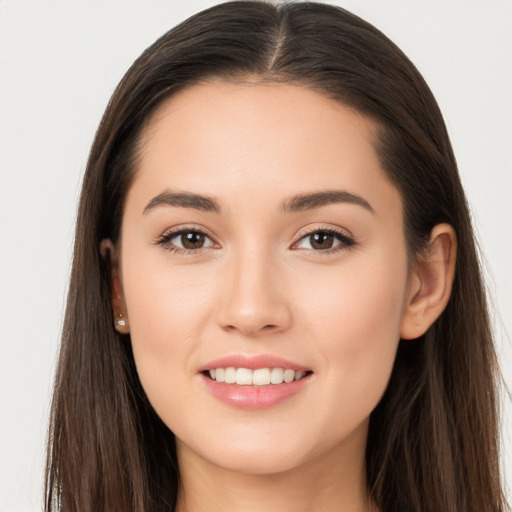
[143,192,222,214]
[281,190,375,215]
[143,189,375,215]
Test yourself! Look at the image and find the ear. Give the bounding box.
[400,224,457,340]
[100,239,130,334]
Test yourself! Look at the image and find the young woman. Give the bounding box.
[44,1,509,511]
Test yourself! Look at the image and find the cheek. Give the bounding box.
[121,258,217,414]
[127,266,212,344]
[296,249,408,411]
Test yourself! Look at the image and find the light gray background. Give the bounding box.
[1,1,511,510]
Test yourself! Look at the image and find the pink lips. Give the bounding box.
[198,354,310,373]
[199,354,312,410]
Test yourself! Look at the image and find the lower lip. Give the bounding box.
[201,373,311,410]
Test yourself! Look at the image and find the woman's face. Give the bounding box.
[117,82,414,474]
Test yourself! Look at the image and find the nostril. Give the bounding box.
[221,323,278,336]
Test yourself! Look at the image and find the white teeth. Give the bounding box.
[283,369,295,383]
[236,368,253,385]
[270,367,284,384]
[224,367,236,384]
[208,367,309,386]
[215,368,225,383]
[252,368,271,386]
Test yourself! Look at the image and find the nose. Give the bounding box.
[216,244,292,337]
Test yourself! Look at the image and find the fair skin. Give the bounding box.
[104,82,456,512]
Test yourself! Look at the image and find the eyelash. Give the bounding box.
[155,226,356,256]
[294,226,356,255]
[156,226,217,256]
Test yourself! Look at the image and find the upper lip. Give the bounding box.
[198,354,311,372]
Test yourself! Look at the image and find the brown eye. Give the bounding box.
[158,229,215,253]
[309,232,335,250]
[180,231,206,249]
[293,228,355,252]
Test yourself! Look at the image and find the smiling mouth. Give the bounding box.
[203,367,313,386]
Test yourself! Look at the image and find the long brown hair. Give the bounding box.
[45,2,508,510]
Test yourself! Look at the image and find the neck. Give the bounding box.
[175,425,373,512]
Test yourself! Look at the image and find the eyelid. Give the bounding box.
[155,223,356,256]
[155,225,220,254]
[291,224,356,253]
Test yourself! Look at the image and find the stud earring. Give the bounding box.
[115,313,129,333]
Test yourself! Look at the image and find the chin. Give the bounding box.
[177,430,315,476]
[210,446,309,476]
[177,424,340,475]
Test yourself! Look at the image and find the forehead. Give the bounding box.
[128,81,400,219]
